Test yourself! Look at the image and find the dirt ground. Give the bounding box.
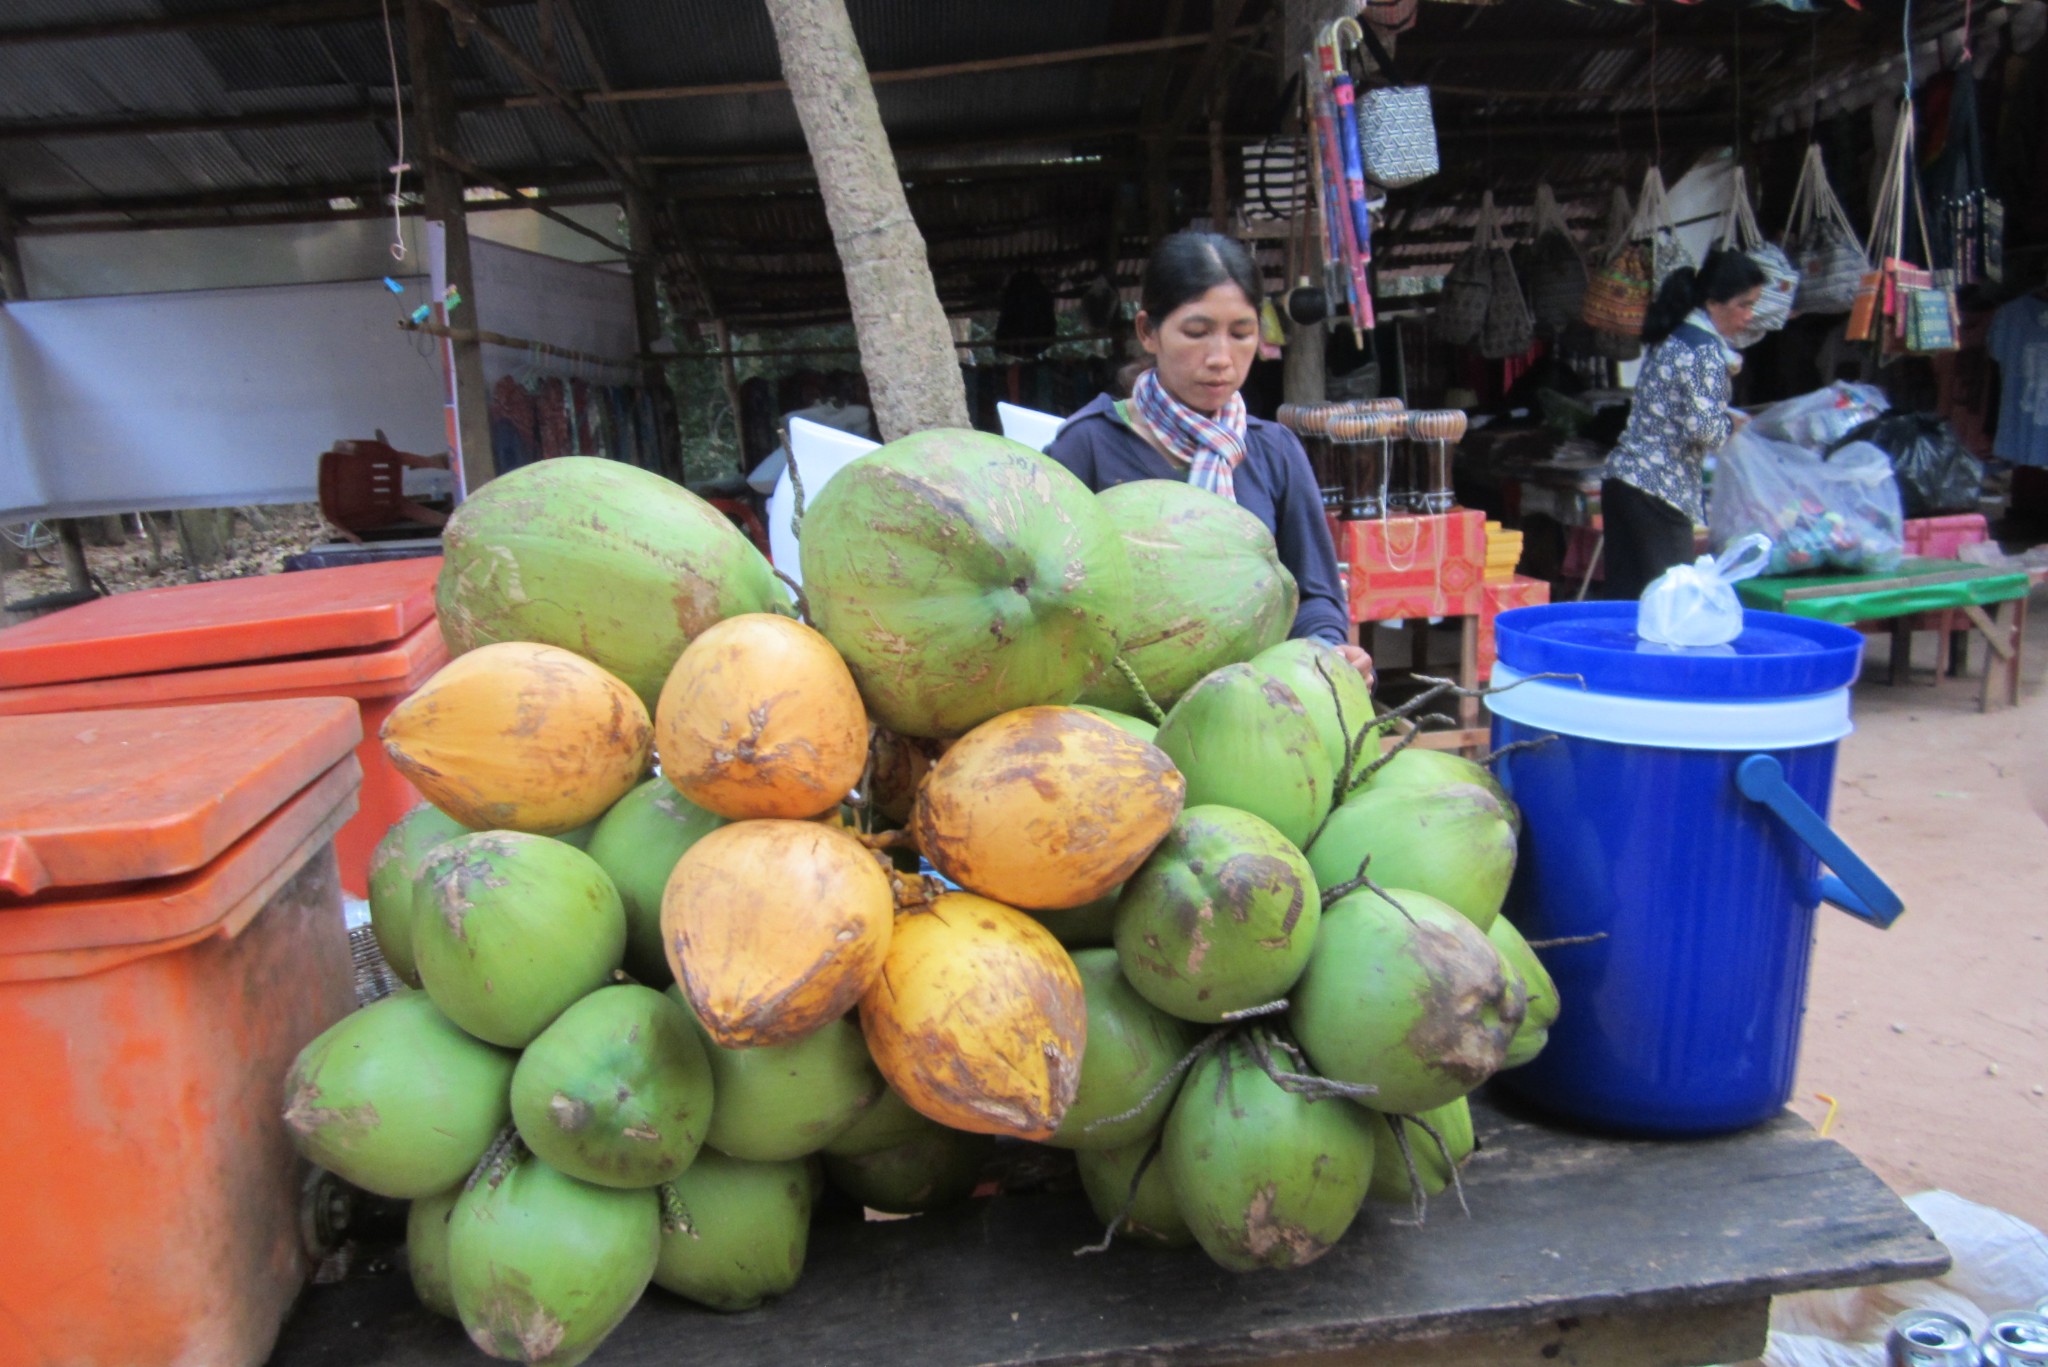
[1780,588,2048,1238]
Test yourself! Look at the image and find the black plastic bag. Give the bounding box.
[1831,413,1983,521]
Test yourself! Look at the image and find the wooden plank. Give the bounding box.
[1251,1298,1769,1367]
[1778,567,1989,602]
[1960,603,2016,663]
[266,1100,1947,1367]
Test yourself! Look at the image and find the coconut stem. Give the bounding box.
[1407,1112,1472,1218]
[771,568,814,625]
[1389,1116,1429,1225]
[464,1126,525,1193]
[658,1181,694,1236]
[1112,656,1167,725]
[1080,1028,1227,1135]
[1523,932,1608,950]
[1478,734,1558,767]
[857,828,918,852]
[1246,1027,1379,1105]
[787,442,809,537]
[1073,1134,1165,1258]
[884,865,943,910]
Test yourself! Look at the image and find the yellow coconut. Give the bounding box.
[912,706,1184,911]
[859,892,1086,1139]
[663,820,892,1048]
[381,641,651,835]
[655,614,869,821]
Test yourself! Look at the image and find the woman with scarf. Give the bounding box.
[1045,232,1372,685]
[1601,248,1767,600]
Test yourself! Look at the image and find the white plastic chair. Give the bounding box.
[768,417,880,589]
[997,402,1066,455]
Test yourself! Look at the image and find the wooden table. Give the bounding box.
[1737,557,2033,712]
[267,1097,1947,1367]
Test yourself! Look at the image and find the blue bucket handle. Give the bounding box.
[1736,755,1903,929]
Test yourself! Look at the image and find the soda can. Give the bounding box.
[1982,1310,2048,1366]
[1887,1309,1980,1367]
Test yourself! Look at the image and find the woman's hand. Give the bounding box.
[1333,643,1377,692]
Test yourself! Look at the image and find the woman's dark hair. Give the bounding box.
[1118,232,1265,392]
[1141,231,1264,324]
[1642,247,1768,345]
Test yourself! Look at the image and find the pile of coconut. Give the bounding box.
[280,439,1559,1367]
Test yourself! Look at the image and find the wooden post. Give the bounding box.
[0,191,26,301]
[405,0,496,498]
[712,320,747,469]
[54,520,90,594]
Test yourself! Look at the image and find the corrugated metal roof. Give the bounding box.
[0,0,1991,323]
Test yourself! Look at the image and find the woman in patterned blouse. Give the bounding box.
[1602,249,1767,599]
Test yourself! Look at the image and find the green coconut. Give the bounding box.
[437,456,787,713]
[797,429,1132,738]
[1076,1139,1193,1249]
[368,804,473,987]
[1079,480,1297,715]
[1290,887,1524,1115]
[583,777,726,984]
[511,985,714,1189]
[1153,664,1333,849]
[653,1151,810,1312]
[1025,885,1122,949]
[550,818,601,851]
[1366,1098,1476,1203]
[1307,782,1518,934]
[1071,705,1158,743]
[414,833,627,1048]
[1049,948,1203,1149]
[1251,638,1384,783]
[677,996,882,1161]
[282,991,516,1199]
[1114,806,1321,1024]
[450,1156,660,1367]
[822,1086,931,1158]
[1489,916,1560,1070]
[823,1123,992,1214]
[1352,746,1520,834]
[1162,1034,1376,1272]
[407,1187,462,1319]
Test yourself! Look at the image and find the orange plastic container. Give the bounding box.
[0,699,362,1367]
[0,558,446,896]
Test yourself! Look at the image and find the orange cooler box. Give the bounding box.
[0,558,446,896]
[0,699,361,1367]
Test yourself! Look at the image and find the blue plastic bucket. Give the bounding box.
[1486,602,1901,1137]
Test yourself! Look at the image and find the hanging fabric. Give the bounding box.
[1784,144,1866,315]
[1716,167,1800,346]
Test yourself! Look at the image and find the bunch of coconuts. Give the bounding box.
[280,436,1559,1367]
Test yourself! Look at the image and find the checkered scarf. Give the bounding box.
[1131,367,1249,502]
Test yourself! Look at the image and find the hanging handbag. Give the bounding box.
[1717,167,1800,347]
[1582,185,1654,339]
[1785,144,1866,315]
[1526,182,1590,330]
[1479,195,1535,358]
[1436,193,1495,345]
[1850,102,1959,354]
[1354,24,1439,189]
[1635,167,1694,288]
[1926,62,2004,288]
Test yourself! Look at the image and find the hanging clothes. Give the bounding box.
[1988,294,2048,467]
[488,375,540,473]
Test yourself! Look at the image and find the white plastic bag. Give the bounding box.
[1748,382,1890,450]
[1636,533,1772,647]
[1708,432,1906,575]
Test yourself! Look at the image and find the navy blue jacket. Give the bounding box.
[1044,394,1351,646]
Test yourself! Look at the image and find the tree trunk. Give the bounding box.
[762,0,969,440]
[176,508,236,580]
